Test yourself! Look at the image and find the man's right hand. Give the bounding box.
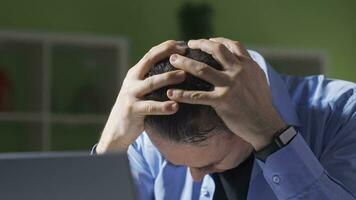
[96,40,187,154]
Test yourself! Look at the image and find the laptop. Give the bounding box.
[0,152,137,200]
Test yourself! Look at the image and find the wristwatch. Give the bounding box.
[254,125,298,162]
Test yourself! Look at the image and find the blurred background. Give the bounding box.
[0,0,355,153]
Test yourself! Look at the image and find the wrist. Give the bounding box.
[251,135,274,152]
[97,133,130,154]
[252,118,287,151]
[98,121,132,154]
[254,125,297,161]
[97,103,134,154]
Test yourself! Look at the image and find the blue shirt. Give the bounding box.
[125,50,356,200]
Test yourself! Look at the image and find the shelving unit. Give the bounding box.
[0,31,129,152]
[0,32,328,153]
[253,47,327,76]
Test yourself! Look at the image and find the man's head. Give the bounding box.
[144,48,224,143]
[144,46,252,181]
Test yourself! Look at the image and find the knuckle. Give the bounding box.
[164,40,176,45]
[148,46,155,52]
[215,43,226,52]
[163,40,177,51]
[165,71,176,81]
[146,104,156,113]
[174,90,184,99]
[232,64,244,75]
[227,74,236,84]
[144,77,155,91]
[143,51,153,63]
[163,103,172,112]
[125,102,135,115]
[148,45,156,53]
[190,92,203,100]
[201,39,209,42]
[217,90,228,100]
[127,67,134,74]
[195,65,208,77]
[192,39,204,46]
[127,67,137,77]
[179,56,187,64]
[126,68,134,77]
[234,41,242,47]
[132,81,144,93]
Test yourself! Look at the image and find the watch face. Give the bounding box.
[279,126,297,145]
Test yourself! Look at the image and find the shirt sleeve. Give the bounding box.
[256,101,356,200]
[127,136,155,200]
[90,144,98,155]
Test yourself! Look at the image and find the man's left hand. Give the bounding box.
[167,37,286,151]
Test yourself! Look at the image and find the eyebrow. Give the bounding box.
[199,126,217,135]
[188,126,218,147]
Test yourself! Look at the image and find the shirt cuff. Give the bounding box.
[90,144,98,155]
[256,133,324,199]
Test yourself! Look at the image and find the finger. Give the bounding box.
[187,39,239,68]
[209,37,250,58]
[167,89,216,106]
[133,100,179,115]
[135,40,187,79]
[169,54,229,86]
[137,70,186,96]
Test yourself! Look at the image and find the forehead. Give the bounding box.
[147,130,233,167]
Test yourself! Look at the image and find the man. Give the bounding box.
[93,38,356,200]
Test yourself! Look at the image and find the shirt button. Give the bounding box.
[202,190,210,197]
[272,175,281,184]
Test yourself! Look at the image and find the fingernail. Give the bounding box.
[171,103,178,110]
[170,54,178,62]
[167,89,173,97]
[177,41,188,48]
[176,70,185,76]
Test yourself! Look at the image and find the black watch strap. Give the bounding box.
[254,140,280,162]
[254,125,297,162]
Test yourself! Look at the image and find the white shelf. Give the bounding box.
[51,114,107,124]
[0,31,129,151]
[249,46,327,76]
[0,112,107,124]
[0,112,42,122]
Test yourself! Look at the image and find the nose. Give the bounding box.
[189,167,208,182]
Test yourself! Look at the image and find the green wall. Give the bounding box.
[0,0,355,152]
[1,0,355,81]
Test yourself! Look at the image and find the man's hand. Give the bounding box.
[96,40,187,154]
[167,38,286,151]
